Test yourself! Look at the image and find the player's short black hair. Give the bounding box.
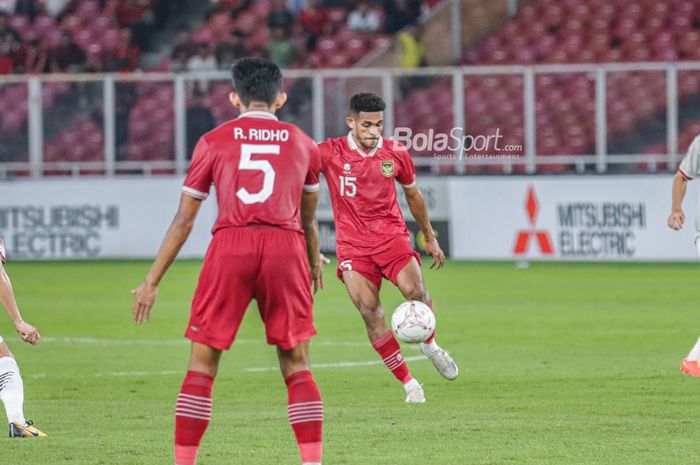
[349,93,386,114]
[231,57,283,106]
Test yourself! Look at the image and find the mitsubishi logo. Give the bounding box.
[513,186,554,255]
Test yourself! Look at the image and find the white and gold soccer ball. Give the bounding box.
[391,300,435,344]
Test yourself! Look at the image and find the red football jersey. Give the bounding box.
[183,111,321,234]
[319,132,416,255]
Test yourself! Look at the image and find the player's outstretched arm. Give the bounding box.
[0,266,40,346]
[301,190,323,293]
[668,172,688,230]
[132,194,203,324]
[403,185,445,269]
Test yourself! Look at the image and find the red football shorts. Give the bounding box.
[185,226,315,351]
[336,235,421,289]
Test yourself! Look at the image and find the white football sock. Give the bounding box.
[0,357,26,424]
[420,339,438,356]
[403,378,420,392]
[687,337,700,361]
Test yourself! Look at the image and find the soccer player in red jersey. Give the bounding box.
[0,237,46,438]
[131,58,325,465]
[319,93,458,403]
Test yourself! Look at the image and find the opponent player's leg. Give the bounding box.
[174,342,222,465]
[396,258,458,381]
[278,341,323,465]
[342,270,425,403]
[0,340,45,438]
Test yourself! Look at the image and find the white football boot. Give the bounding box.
[421,345,459,381]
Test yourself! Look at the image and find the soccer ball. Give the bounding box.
[391,300,435,344]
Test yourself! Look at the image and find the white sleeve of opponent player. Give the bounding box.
[679,135,700,180]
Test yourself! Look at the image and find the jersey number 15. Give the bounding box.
[339,176,357,197]
[236,144,280,204]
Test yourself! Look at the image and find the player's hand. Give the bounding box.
[668,209,685,230]
[15,321,40,346]
[424,237,445,270]
[310,262,324,294]
[319,253,331,265]
[131,281,158,325]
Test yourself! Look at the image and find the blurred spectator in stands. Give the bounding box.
[14,0,39,21]
[215,31,247,70]
[171,24,196,60]
[18,39,48,73]
[397,24,426,68]
[187,42,217,72]
[186,91,215,156]
[206,0,251,19]
[42,0,70,17]
[384,0,421,33]
[0,12,21,43]
[267,0,294,35]
[298,0,327,51]
[50,31,85,72]
[0,0,16,15]
[106,28,141,71]
[110,0,155,51]
[347,1,381,34]
[83,51,104,73]
[397,24,427,96]
[170,47,189,72]
[188,42,217,92]
[266,26,298,69]
[0,33,14,73]
[286,0,307,17]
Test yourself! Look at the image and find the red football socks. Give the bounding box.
[174,371,214,465]
[286,370,323,464]
[372,331,413,384]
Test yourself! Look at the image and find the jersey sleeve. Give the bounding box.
[679,135,700,180]
[183,137,214,199]
[304,142,321,192]
[317,139,332,173]
[395,143,416,188]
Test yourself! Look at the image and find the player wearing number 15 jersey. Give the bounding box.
[319,93,458,403]
[131,58,324,465]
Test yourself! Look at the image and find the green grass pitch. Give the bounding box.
[2,259,700,464]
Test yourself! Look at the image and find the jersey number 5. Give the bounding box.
[339,176,357,197]
[236,144,280,204]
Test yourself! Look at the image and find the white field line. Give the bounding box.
[243,355,428,373]
[28,354,428,379]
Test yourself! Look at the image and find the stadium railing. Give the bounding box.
[0,62,695,179]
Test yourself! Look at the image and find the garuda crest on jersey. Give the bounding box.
[381,160,394,177]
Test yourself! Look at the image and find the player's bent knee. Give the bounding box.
[358,303,384,321]
[403,283,428,303]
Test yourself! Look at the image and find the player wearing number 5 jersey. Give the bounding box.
[318,93,458,404]
[131,58,324,465]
